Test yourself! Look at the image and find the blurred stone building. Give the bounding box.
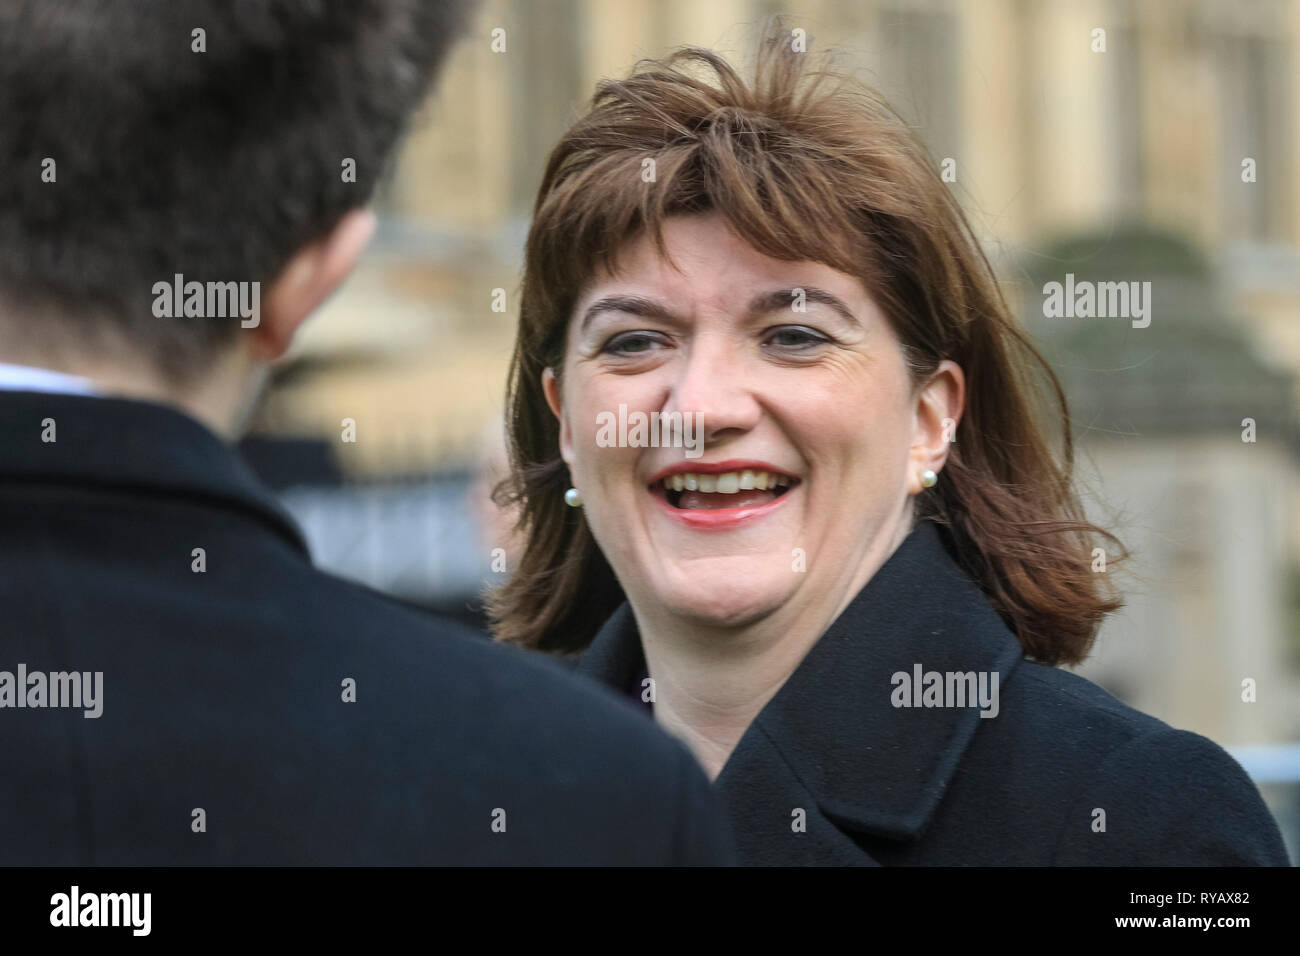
[1019,230,1297,748]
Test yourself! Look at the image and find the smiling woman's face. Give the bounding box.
[545,212,933,630]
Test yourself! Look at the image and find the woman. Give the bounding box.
[489,31,1289,866]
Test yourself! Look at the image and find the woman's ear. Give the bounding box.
[541,367,575,467]
[909,359,965,488]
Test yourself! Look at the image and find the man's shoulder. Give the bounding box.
[280,566,691,767]
[272,571,729,862]
[2,496,731,863]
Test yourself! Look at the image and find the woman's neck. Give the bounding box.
[640,608,823,780]
[634,512,916,780]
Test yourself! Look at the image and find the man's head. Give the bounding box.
[0,0,471,432]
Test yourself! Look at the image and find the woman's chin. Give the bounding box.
[654,574,795,629]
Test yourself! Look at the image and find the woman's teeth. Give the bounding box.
[661,470,792,493]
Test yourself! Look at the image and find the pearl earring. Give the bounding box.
[564,487,583,508]
[920,469,938,489]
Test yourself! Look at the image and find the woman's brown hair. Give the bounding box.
[489,24,1126,666]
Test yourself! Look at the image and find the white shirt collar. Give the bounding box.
[0,362,100,396]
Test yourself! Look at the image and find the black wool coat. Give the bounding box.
[574,518,1291,866]
[0,391,734,865]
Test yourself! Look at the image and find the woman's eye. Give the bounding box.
[602,332,665,356]
[764,326,830,350]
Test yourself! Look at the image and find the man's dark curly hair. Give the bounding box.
[0,0,471,381]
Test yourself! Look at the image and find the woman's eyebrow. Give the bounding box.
[748,287,861,328]
[578,287,859,333]
[578,294,679,333]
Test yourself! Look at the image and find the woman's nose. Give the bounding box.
[663,333,762,442]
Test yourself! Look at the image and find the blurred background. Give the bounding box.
[234,0,1300,860]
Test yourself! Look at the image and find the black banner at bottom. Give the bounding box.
[1,865,1293,941]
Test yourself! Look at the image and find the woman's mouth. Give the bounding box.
[655,469,797,510]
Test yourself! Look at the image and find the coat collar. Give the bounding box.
[576,518,1024,847]
[0,390,308,555]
